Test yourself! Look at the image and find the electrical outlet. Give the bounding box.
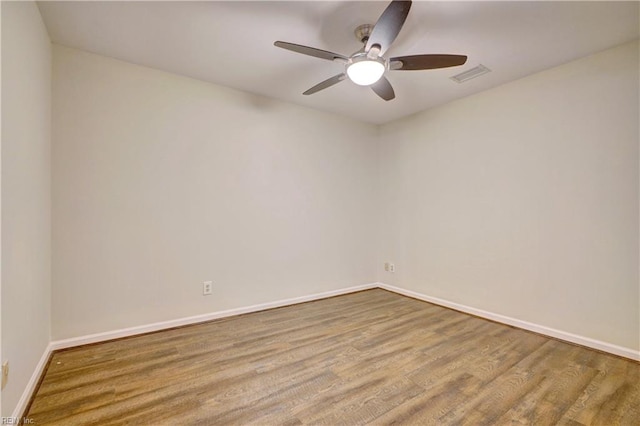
[389,263,395,273]
[2,361,9,390]
[384,262,390,272]
[203,281,213,295]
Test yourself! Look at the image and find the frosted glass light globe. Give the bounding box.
[346,58,385,86]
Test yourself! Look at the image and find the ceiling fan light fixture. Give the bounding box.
[346,55,386,86]
[274,1,468,101]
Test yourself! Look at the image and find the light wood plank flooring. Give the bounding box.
[26,289,639,425]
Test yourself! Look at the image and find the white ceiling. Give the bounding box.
[38,1,639,124]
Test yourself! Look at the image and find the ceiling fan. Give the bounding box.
[274,0,467,101]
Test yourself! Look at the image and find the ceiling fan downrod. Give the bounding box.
[354,24,374,44]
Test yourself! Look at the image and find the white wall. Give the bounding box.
[1,2,3,417]
[51,40,639,353]
[378,41,639,351]
[52,45,378,340]
[1,1,52,416]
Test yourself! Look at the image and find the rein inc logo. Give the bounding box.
[2,418,34,425]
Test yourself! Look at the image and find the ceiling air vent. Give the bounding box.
[450,64,491,83]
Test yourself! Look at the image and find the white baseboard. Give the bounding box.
[12,343,53,420]
[378,282,640,361]
[50,282,377,351]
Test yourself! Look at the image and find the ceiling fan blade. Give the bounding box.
[274,41,347,62]
[390,54,468,71]
[303,73,346,95]
[365,1,412,55]
[371,76,395,101]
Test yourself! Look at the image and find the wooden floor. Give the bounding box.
[26,289,639,425]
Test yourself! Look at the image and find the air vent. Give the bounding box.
[450,64,491,83]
